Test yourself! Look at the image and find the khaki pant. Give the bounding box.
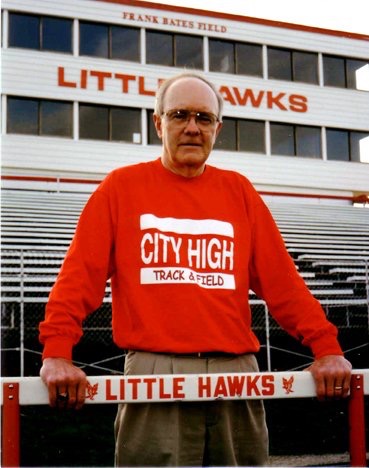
[114,351,268,467]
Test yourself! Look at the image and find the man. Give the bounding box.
[39,72,351,467]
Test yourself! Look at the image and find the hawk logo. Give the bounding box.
[86,381,99,400]
[282,376,294,394]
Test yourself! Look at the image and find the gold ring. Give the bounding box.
[57,392,69,401]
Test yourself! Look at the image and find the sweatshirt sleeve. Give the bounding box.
[247,189,343,359]
[39,187,115,360]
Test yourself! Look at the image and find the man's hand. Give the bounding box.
[306,355,352,401]
[40,357,87,409]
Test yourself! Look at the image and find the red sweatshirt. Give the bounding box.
[39,158,343,360]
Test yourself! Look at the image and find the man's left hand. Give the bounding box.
[306,355,352,401]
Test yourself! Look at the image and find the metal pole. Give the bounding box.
[349,374,367,467]
[264,303,271,371]
[20,250,25,377]
[2,382,20,467]
[365,260,369,333]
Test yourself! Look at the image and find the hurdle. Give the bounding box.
[2,370,368,467]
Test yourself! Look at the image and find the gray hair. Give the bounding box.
[154,72,223,120]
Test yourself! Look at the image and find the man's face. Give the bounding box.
[154,78,222,178]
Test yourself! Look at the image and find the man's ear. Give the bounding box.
[153,113,163,139]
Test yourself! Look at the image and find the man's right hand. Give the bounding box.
[40,357,87,409]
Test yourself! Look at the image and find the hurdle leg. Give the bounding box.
[2,382,20,467]
[349,374,367,467]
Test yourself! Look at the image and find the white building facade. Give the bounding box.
[1,0,369,201]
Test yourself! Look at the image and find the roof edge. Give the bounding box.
[101,0,369,41]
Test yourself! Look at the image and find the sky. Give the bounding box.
[141,0,369,35]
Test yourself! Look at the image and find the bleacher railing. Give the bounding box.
[1,370,368,467]
[2,250,369,377]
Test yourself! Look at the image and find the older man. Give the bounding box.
[39,72,351,467]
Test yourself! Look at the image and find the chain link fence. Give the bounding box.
[2,249,368,377]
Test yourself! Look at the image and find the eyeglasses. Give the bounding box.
[162,109,220,129]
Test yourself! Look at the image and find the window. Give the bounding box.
[111,108,141,142]
[79,104,141,142]
[292,51,318,84]
[323,55,346,88]
[9,13,39,49]
[239,120,265,153]
[327,128,369,162]
[346,59,369,90]
[215,118,263,152]
[42,17,73,53]
[41,101,73,136]
[271,123,321,157]
[7,97,73,137]
[323,55,369,90]
[268,48,292,81]
[8,13,72,53]
[148,111,161,145]
[175,34,203,69]
[111,26,140,61]
[295,126,321,157]
[209,40,262,77]
[209,39,234,74]
[214,118,237,150]
[236,43,263,77]
[271,123,294,155]
[268,48,319,84]
[146,31,173,66]
[7,97,38,134]
[80,22,109,58]
[146,31,203,69]
[326,129,349,161]
[80,21,140,61]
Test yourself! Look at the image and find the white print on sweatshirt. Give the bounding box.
[140,214,235,289]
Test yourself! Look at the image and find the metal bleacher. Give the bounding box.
[267,201,369,331]
[1,188,369,332]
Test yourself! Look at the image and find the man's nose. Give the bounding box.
[184,115,200,132]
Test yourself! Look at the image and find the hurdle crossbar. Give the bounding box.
[2,370,368,467]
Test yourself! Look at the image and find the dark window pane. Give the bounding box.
[214,118,237,150]
[295,126,321,158]
[293,51,318,84]
[209,39,234,74]
[79,104,109,140]
[324,55,346,88]
[239,120,265,153]
[42,17,72,53]
[326,129,349,161]
[146,31,172,66]
[175,34,203,69]
[148,111,161,145]
[350,131,369,163]
[111,26,140,61]
[346,59,369,90]
[271,123,295,155]
[7,97,38,134]
[41,101,73,137]
[9,13,39,49]
[80,22,108,58]
[111,108,141,142]
[236,43,262,77]
[268,48,292,81]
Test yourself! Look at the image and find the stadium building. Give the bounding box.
[1,0,369,370]
[1,0,369,196]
